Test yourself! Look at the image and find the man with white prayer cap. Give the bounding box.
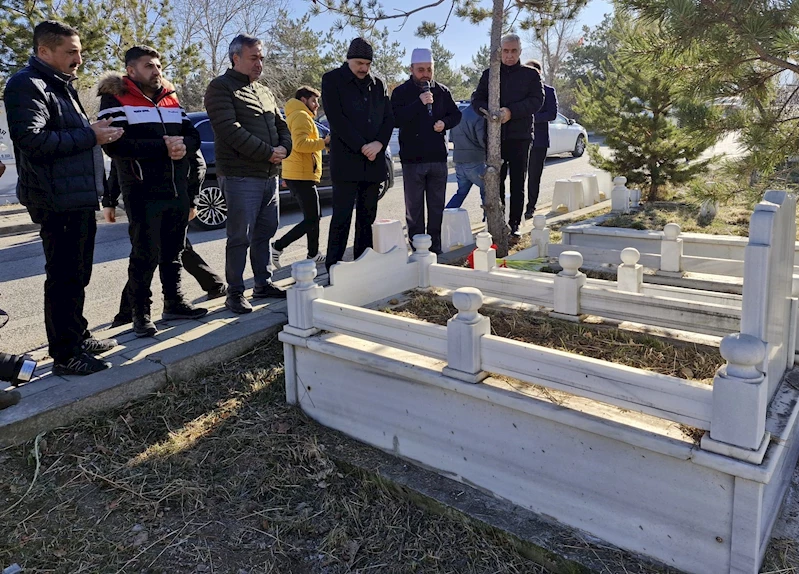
[390,47,461,254]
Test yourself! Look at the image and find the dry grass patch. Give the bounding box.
[385,290,722,384]
[600,200,753,237]
[0,337,551,574]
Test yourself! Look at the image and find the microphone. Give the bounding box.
[423,81,432,116]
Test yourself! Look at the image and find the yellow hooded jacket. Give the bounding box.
[281,98,325,182]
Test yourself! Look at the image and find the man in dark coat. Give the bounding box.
[524,59,558,219]
[205,34,292,313]
[98,45,207,338]
[472,33,544,235]
[3,20,120,376]
[391,48,461,254]
[107,150,226,328]
[322,37,394,271]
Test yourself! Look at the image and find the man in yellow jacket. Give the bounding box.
[271,86,330,267]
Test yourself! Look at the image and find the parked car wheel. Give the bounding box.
[378,178,390,201]
[191,181,227,230]
[378,155,394,200]
[572,134,586,158]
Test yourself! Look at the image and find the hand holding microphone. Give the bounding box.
[419,81,433,116]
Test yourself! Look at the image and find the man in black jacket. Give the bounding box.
[391,48,461,254]
[107,151,226,328]
[524,59,559,219]
[472,34,544,235]
[322,38,394,271]
[98,45,207,337]
[4,20,120,376]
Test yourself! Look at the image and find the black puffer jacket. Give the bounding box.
[204,69,291,179]
[97,73,200,202]
[3,57,102,213]
[472,62,544,142]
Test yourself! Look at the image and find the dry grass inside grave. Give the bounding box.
[384,290,722,384]
[600,201,754,237]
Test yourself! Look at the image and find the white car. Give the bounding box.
[455,103,587,158]
[546,112,587,158]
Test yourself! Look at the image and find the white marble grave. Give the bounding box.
[281,192,799,574]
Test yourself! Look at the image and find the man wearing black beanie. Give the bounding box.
[322,38,394,271]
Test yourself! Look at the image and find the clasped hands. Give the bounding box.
[269,145,288,164]
[361,141,383,161]
[164,135,187,160]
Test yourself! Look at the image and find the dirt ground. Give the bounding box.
[1,338,552,574]
[1,334,797,573]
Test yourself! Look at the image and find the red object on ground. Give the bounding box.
[467,244,498,268]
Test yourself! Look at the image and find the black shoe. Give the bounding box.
[0,390,21,410]
[252,283,287,299]
[524,210,534,220]
[206,285,227,301]
[163,300,209,320]
[225,293,253,314]
[81,337,118,355]
[510,224,521,237]
[53,352,112,376]
[111,312,132,328]
[132,313,158,338]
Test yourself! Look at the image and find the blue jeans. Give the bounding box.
[220,175,279,294]
[446,162,486,209]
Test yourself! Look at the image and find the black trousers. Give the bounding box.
[499,140,531,228]
[116,235,223,318]
[274,180,321,258]
[124,197,188,310]
[402,162,448,254]
[527,145,548,215]
[182,237,224,292]
[325,181,380,272]
[38,209,96,362]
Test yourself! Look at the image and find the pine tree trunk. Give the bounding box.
[483,0,509,258]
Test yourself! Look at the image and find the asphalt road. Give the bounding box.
[0,148,598,357]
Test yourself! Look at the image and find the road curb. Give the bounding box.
[0,305,288,446]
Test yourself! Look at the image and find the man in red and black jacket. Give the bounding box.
[98,45,207,338]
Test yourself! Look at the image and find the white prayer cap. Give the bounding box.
[411,48,433,64]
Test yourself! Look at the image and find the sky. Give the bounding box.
[298,0,614,68]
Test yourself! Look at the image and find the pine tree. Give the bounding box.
[461,44,491,91]
[619,0,799,187]
[574,20,720,201]
[0,0,200,91]
[428,38,468,100]
[0,0,110,83]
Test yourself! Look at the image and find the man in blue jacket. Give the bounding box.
[4,20,120,376]
[391,48,461,254]
[445,104,487,211]
[525,60,558,219]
